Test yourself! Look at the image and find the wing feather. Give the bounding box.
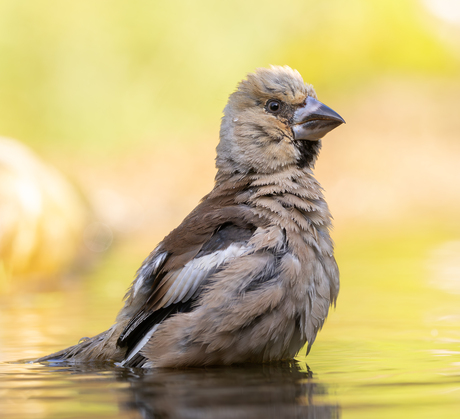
[117,223,257,363]
[160,265,193,308]
[161,243,247,308]
[175,268,204,303]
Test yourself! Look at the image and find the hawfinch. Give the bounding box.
[39,66,344,368]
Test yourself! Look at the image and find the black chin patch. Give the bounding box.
[294,140,322,168]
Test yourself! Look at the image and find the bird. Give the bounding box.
[38,65,344,368]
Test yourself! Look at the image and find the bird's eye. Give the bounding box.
[266,100,281,113]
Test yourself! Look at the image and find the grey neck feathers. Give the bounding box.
[212,163,332,235]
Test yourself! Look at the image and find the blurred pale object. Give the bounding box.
[0,137,87,287]
[423,0,460,24]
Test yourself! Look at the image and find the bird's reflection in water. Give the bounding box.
[39,359,339,418]
[115,360,340,419]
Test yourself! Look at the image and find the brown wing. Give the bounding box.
[117,202,262,365]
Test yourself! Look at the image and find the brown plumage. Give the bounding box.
[38,66,344,368]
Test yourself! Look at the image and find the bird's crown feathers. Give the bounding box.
[236,65,315,104]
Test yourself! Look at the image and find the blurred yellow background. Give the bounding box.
[0,0,459,356]
[1,2,460,417]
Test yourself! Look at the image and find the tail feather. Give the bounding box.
[36,327,126,364]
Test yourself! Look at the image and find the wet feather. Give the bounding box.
[37,65,343,368]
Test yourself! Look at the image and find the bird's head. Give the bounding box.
[217,66,344,175]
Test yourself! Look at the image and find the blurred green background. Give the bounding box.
[1,1,460,417]
[2,0,460,277]
[1,0,460,318]
[0,0,458,153]
[0,0,459,307]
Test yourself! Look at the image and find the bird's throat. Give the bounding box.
[294,140,322,169]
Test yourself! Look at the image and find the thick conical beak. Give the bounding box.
[291,96,345,141]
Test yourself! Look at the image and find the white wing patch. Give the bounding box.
[117,324,159,367]
[132,251,168,298]
[118,244,249,366]
[160,243,248,307]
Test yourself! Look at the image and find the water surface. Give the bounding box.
[1,230,459,418]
